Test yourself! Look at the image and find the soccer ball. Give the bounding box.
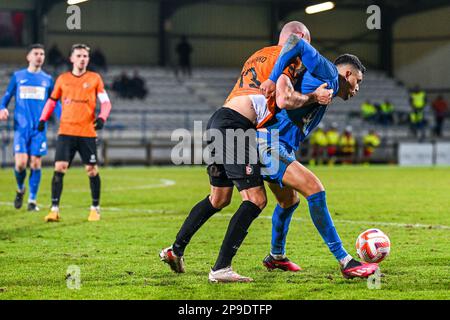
[356,229,391,263]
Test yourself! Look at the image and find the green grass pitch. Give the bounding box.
[0,166,449,300]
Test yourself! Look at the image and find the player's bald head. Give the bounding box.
[278,21,311,46]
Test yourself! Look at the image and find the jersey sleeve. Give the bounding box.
[0,73,17,110]
[269,36,336,83]
[96,75,112,121]
[50,76,63,100]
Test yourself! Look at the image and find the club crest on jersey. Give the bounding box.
[83,82,91,89]
[41,81,48,87]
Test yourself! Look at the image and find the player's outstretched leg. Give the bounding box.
[263,183,301,272]
[208,186,266,283]
[282,161,379,279]
[160,187,232,273]
[27,156,42,212]
[87,165,101,221]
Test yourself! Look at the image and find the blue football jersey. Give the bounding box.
[266,38,340,150]
[0,68,56,131]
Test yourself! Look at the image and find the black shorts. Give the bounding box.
[205,107,263,191]
[55,135,98,165]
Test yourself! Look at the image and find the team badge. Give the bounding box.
[245,165,253,175]
[83,82,90,89]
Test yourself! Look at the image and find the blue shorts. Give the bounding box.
[13,130,47,157]
[257,130,296,187]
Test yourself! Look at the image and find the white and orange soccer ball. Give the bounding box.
[356,229,391,263]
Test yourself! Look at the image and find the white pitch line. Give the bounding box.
[67,178,176,192]
[0,201,174,215]
[0,201,448,230]
[215,213,450,231]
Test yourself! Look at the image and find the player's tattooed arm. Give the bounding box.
[279,34,301,58]
[276,74,312,110]
[276,75,332,110]
[268,34,302,84]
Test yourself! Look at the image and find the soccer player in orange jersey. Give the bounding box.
[37,44,112,222]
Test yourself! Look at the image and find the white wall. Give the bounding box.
[284,8,379,68]
[394,6,450,89]
[46,0,159,65]
[169,2,270,67]
[0,0,35,10]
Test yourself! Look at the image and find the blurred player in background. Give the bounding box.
[258,36,379,279]
[38,44,112,222]
[0,44,60,211]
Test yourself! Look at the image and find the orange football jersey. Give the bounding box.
[51,71,105,137]
[226,45,302,127]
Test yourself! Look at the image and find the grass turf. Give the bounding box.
[0,166,449,300]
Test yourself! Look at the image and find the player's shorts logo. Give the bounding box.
[245,165,254,175]
[40,142,47,152]
[15,144,20,152]
[90,154,96,163]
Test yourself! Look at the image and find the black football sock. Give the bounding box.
[89,174,101,207]
[172,195,221,257]
[51,172,65,207]
[212,201,261,271]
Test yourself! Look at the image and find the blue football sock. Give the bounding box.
[307,191,348,261]
[14,169,26,191]
[29,169,42,201]
[271,202,299,256]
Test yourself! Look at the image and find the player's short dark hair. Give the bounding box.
[334,54,366,74]
[70,43,91,55]
[27,43,45,53]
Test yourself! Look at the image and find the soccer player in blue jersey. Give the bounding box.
[0,44,60,211]
[257,35,379,279]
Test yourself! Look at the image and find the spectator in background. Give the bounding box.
[409,85,427,141]
[309,124,328,166]
[409,109,426,141]
[129,70,148,99]
[339,126,356,164]
[325,122,339,165]
[379,99,394,125]
[47,44,65,69]
[409,85,427,112]
[361,100,377,122]
[363,129,381,164]
[175,35,193,78]
[90,48,107,72]
[112,72,131,99]
[431,95,448,137]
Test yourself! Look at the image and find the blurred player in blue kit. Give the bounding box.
[258,35,379,278]
[0,44,60,211]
